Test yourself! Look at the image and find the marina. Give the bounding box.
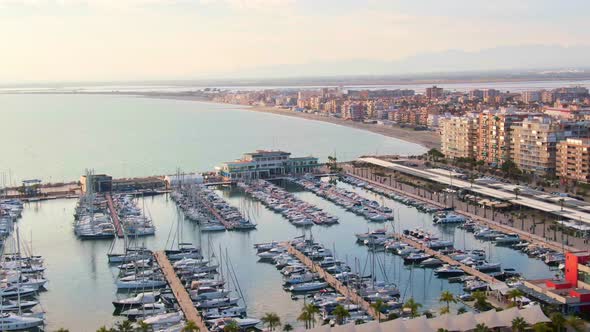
[7,170,561,330]
[239,180,338,226]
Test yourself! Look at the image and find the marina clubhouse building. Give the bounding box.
[217,150,320,180]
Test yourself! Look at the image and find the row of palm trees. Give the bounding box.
[54,290,587,332]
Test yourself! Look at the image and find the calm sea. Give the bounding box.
[0,94,424,184]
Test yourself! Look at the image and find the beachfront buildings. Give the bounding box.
[440,114,479,159]
[512,118,590,176]
[557,139,590,183]
[217,150,320,180]
[477,108,528,166]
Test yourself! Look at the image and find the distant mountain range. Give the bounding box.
[230,45,590,79]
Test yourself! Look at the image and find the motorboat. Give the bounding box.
[0,313,44,331]
[289,281,328,292]
[435,214,466,224]
[0,285,37,299]
[434,265,465,278]
[141,311,183,328]
[199,223,226,232]
[419,258,443,267]
[120,302,167,319]
[165,244,202,260]
[0,299,38,312]
[116,277,167,290]
[195,297,239,309]
[190,287,231,301]
[208,317,261,331]
[284,273,316,285]
[495,234,520,245]
[403,252,432,264]
[202,306,246,320]
[112,291,159,310]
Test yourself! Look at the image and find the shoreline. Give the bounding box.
[140,94,441,150]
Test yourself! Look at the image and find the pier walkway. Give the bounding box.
[105,194,124,238]
[392,234,502,285]
[286,244,380,321]
[347,173,577,253]
[154,251,209,332]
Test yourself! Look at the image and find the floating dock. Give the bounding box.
[286,244,381,321]
[153,251,209,332]
[105,193,124,238]
[347,173,577,253]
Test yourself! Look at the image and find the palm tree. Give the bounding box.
[531,323,551,332]
[297,310,312,329]
[261,312,281,331]
[224,321,240,332]
[96,327,114,332]
[115,320,134,332]
[137,321,151,332]
[370,299,385,322]
[474,323,490,332]
[438,290,456,314]
[565,315,585,332]
[550,312,566,332]
[511,317,528,332]
[182,321,200,332]
[304,303,319,328]
[282,324,293,332]
[514,187,520,200]
[472,291,489,311]
[437,329,449,332]
[55,329,70,332]
[403,297,422,318]
[332,305,351,325]
[457,307,467,315]
[506,288,524,307]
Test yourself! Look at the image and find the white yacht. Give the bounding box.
[112,291,159,310]
[0,313,44,331]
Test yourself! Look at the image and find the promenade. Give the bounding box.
[153,251,209,332]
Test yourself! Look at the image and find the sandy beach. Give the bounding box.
[140,94,441,150]
[245,105,441,150]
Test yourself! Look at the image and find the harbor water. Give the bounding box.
[17,179,556,331]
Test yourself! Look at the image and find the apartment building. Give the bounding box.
[440,115,479,159]
[511,117,570,175]
[425,86,443,99]
[557,138,590,183]
[477,108,528,166]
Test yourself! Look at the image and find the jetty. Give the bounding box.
[105,193,124,238]
[192,194,234,230]
[346,173,577,253]
[286,244,381,321]
[392,234,502,285]
[153,251,209,332]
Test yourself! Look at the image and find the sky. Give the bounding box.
[1,0,589,82]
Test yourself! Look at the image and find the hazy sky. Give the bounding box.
[1,0,589,82]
